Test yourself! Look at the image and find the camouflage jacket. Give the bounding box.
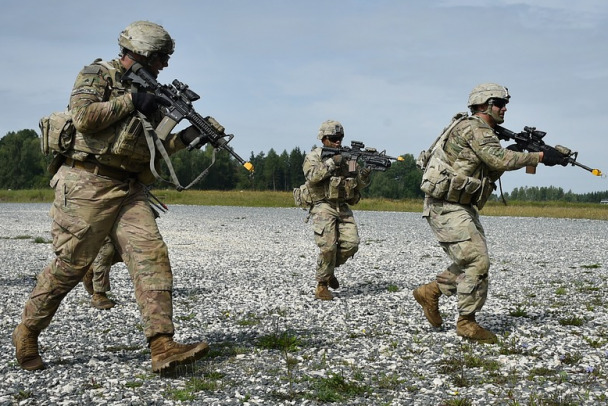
[68,58,186,181]
[444,115,540,179]
[421,114,541,208]
[303,146,371,205]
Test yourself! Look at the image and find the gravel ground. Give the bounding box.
[0,202,607,406]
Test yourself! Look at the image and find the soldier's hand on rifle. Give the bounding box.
[131,91,170,115]
[332,155,343,165]
[179,125,209,148]
[540,146,568,167]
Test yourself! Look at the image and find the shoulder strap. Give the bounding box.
[430,112,469,154]
[417,112,468,170]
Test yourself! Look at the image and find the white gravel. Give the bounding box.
[0,203,606,405]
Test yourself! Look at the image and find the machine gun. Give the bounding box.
[122,62,254,179]
[321,140,403,172]
[495,125,602,176]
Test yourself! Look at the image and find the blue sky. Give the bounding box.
[1,0,606,193]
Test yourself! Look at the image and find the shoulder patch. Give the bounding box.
[82,65,102,75]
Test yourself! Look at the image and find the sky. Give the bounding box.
[1,0,607,194]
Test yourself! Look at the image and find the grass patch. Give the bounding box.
[166,373,225,401]
[305,373,370,403]
[509,304,529,318]
[387,284,399,293]
[528,366,556,379]
[33,236,51,243]
[442,398,473,406]
[555,286,567,295]
[559,352,582,365]
[237,312,262,326]
[256,331,301,352]
[14,390,33,401]
[2,189,608,220]
[580,263,602,269]
[559,316,585,326]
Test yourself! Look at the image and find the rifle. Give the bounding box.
[495,125,602,176]
[122,62,254,176]
[321,140,404,172]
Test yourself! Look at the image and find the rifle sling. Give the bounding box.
[138,112,218,191]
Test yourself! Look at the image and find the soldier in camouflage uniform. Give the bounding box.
[81,237,120,310]
[12,21,211,372]
[303,120,371,300]
[412,83,568,343]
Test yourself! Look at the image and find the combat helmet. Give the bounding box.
[317,120,344,140]
[118,21,175,57]
[467,83,510,107]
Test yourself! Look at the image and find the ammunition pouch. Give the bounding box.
[293,183,313,209]
[327,176,342,200]
[421,154,494,208]
[445,174,482,205]
[39,110,76,156]
[420,155,451,199]
[110,115,150,162]
[324,176,359,204]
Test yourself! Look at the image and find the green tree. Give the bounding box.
[365,153,423,199]
[0,130,50,189]
[288,147,306,188]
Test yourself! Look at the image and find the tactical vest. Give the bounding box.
[419,114,495,209]
[66,59,154,173]
[305,148,361,206]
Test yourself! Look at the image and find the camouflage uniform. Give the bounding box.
[14,21,210,373]
[422,114,539,315]
[88,237,120,294]
[20,57,187,339]
[303,146,371,284]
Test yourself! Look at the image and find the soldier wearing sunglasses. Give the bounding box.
[302,120,371,300]
[413,83,567,343]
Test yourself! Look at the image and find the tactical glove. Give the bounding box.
[541,146,568,167]
[131,92,169,115]
[179,125,209,148]
[332,155,343,165]
[360,167,372,178]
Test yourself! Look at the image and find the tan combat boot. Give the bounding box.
[412,281,442,327]
[315,282,333,300]
[149,334,209,373]
[12,323,44,371]
[91,293,116,310]
[456,314,498,344]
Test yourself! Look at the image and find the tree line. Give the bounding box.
[1,129,606,203]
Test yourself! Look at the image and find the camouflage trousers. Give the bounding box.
[90,237,120,293]
[21,165,174,339]
[310,202,360,282]
[423,199,490,316]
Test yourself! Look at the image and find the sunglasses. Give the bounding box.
[152,53,171,64]
[327,135,344,142]
[490,98,508,108]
